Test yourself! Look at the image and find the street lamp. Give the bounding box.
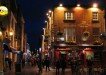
[91,3,99,12]
[0,31,2,36]
[9,31,14,36]
[93,3,98,8]
[48,10,52,13]
[77,4,81,7]
[59,3,63,7]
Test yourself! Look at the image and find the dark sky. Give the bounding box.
[16,0,105,51]
[16,0,58,50]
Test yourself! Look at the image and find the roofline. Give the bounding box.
[51,3,105,10]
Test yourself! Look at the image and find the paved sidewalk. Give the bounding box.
[4,66,72,75]
[4,65,105,75]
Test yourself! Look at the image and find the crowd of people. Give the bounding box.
[3,43,103,75]
[20,53,51,72]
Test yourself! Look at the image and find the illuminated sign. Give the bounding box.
[0,6,8,16]
[83,48,94,60]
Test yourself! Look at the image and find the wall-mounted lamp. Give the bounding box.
[93,3,98,8]
[0,30,2,36]
[77,4,81,7]
[9,31,14,36]
[59,3,63,7]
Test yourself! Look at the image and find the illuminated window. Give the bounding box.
[92,12,98,21]
[64,28,76,42]
[64,11,74,20]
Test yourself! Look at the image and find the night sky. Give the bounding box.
[16,0,105,51]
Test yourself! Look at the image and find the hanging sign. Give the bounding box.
[0,6,8,16]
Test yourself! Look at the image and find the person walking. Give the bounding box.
[37,58,42,72]
[55,59,61,75]
[44,56,51,71]
[8,58,12,70]
[61,58,66,74]
[22,58,25,68]
[42,59,45,68]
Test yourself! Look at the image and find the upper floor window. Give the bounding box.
[92,12,98,21]
[64,11,74,20]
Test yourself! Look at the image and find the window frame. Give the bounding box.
[92,12,99,21]
[64,11,74,20]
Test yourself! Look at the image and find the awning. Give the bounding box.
[56,48,70,51]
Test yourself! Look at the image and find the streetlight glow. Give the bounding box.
[46,13,49,16]
[0,31,2,36]
[89,3,99,12]
[49,10,52,13]
[9,31,14,36]
[91,3,99,12]
[45,20,47,23]
[77,4,81,7]
[0,28,2,36]
[93,3,98,8]
[59,3,63,7]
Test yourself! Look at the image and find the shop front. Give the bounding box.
[54,43,71,60]
[53,42,80,68]
[53,42,103,68]
[78,44,103,67]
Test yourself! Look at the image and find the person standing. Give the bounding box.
[86,59,93,75]
[37,58,42,72]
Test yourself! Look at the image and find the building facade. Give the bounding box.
[0,0,26,72]
[44,3,105,67]
[51,4,105,45]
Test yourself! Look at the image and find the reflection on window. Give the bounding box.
[64,11,74,20]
